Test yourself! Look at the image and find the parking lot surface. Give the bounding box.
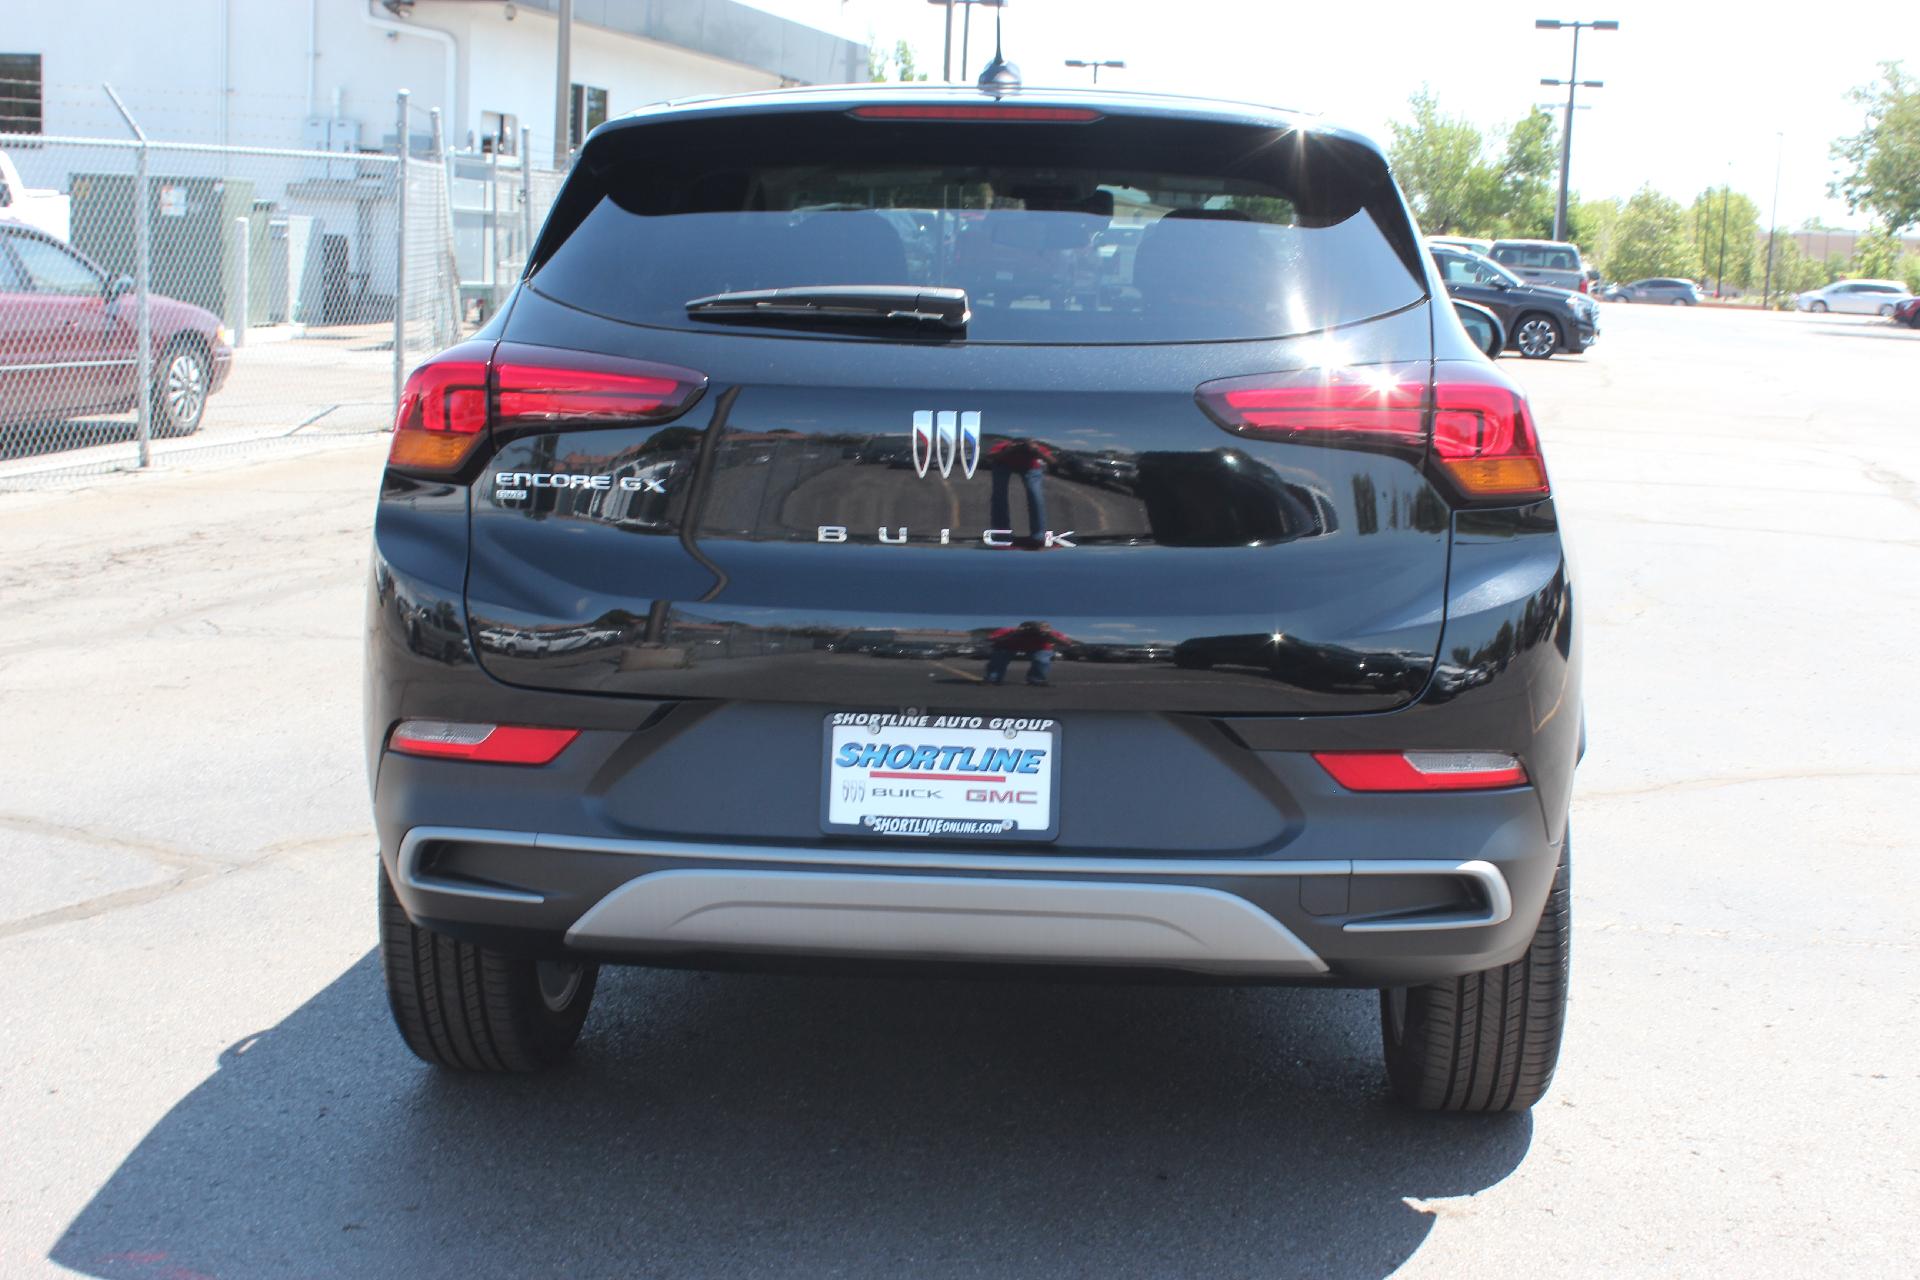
[1,305,1916,1277]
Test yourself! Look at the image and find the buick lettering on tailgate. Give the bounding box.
[823,713,1060,839]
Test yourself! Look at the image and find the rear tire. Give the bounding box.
[1879,303,1895,318]
[153,341,210,438]
[378,864,599,1071]
[1379,843,1570,1112]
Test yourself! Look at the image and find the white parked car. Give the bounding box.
[1794,279,1913,316]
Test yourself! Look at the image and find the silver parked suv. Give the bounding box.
[1489,239,1587,293]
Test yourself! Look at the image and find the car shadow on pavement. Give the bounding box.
[0,417,141,462]
[50,953,1531,1279]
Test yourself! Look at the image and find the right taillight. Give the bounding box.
[388,341,707,475]
[1431,361,1550,498]
[1195,359,1549,501]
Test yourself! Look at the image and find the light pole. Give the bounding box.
[1536,18,1617,243]
[1065,59,1125,84]
[1763,132,1783,308]
[1717,171,1732,297]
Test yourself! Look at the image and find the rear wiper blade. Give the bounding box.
[685,285,969,331]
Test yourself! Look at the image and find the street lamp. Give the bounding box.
[1065,59,1126,84]
[1536,18,1618,242]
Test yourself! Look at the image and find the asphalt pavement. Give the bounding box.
[1,305,1915,1278]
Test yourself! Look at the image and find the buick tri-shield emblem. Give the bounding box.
[912,410,981,479]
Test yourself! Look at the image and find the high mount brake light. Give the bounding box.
[388,720,580,765]
[848,105,1103,122]
[1314,751,1528,792]
[1195,360,1549,500]
[387,342,707,475]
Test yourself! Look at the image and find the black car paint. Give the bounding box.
[365,88,1581,986]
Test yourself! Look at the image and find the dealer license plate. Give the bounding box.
[822,712,1061,840]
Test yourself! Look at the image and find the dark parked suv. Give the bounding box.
[367,87,1582,1112]
[1431,245,1599,358]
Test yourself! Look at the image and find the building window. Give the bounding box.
[568,83,607,149]
[0,54,42,134]
[480,111,518,156]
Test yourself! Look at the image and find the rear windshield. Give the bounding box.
[1492,244,1580,271]
[529,110,1425,344]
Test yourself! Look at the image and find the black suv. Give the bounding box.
[1431,246,1599,358]
[366,87,1582,1112]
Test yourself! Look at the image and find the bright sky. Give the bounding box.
[740,0,1920,231]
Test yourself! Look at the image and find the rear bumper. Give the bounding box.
[382,819,1555,985]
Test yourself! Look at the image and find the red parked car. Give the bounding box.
[1894,296,1920,329]
[0,221,232,436]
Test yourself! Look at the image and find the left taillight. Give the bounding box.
[388,720,579,765]
[388,341,493,473]
[388,340,708,475]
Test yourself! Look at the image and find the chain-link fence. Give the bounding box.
[0,95,566,490]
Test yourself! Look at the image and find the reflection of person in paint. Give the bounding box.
[987,437,1054,542]
[985,620,1073,687]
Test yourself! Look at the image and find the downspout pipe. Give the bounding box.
[362,1,458,150]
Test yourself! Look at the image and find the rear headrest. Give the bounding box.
[783,211,909,284]
[1132,214,1279,315]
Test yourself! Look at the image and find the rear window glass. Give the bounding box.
[1492,244,1580,271]
[530,111,1425,344]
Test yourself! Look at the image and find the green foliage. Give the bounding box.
[1389,92,1558,238]
[1758,233,1825,304]
[1498,110,1559,239]
[1607,186,1695,282]
[868,38,928,83]
[1689,186,1761,289]
[1569,197,1623,274]
[1831,62,1920,232]
[1848,225,1905,278]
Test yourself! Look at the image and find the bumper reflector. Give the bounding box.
[1313,750,1527,792]
[389,720,579,765]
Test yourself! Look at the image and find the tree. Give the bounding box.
[1569,196,1623,274]
[1389,91,1491,234]
[1498,110,1559,239]
[1607,186,1694,282]
[868,38,928,83]
[1388,93,1563,238]
[1831,62,1920,232]
[1848,225,1904,279]
[1688,186,1761,291]
[1759,232,1825,305]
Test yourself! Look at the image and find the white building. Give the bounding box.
[0,1,864,332]
[2,0,866,159]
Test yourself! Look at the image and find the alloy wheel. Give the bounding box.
[1516,318,1557,358]
[163,351,208,430]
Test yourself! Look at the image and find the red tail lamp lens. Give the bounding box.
[388,341,494,472]
[389,721,579,765]
[1197,362,1430,445]
[1431,361,1549,498]
[492,342,706,430]
[1314,751,1528,792]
